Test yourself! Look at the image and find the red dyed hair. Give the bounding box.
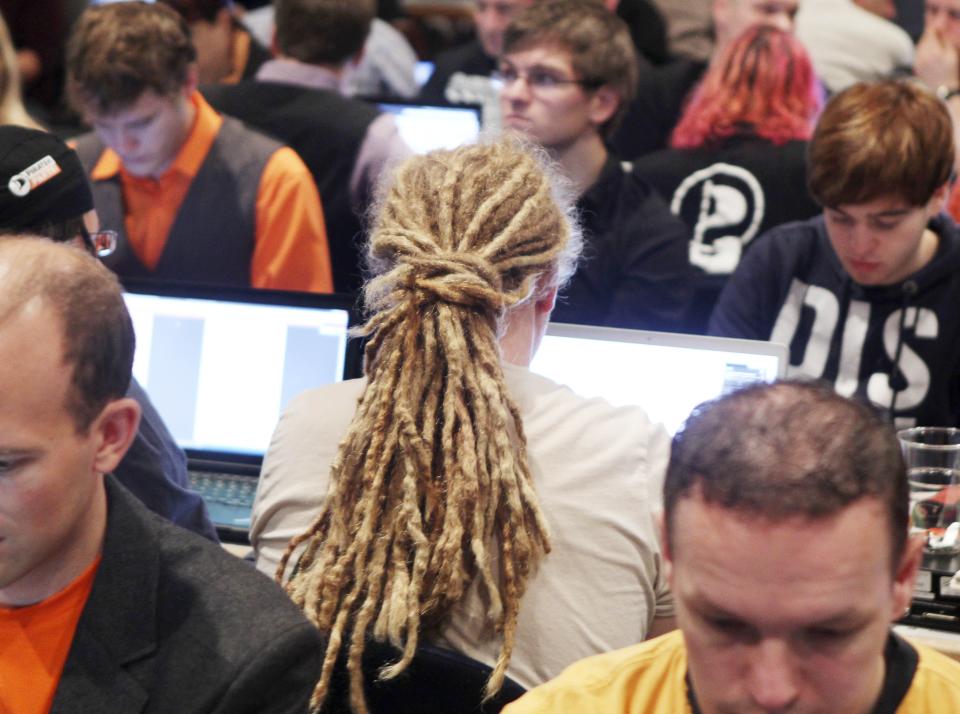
[670,25,821,149]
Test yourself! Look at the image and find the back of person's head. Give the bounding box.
[0,14,41,129]
[664,380,908,567]
[274,0,374,66]
[671,25,820,149]
[66,1,197,115]
[502,0,638,137]
[282,138,580,713]
[808,80,954,209]
[0,237,134,433]
[0,126,94,241]
[157,0,226,23]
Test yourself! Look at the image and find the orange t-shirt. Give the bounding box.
[0,557,101,714]
[89,92,333,293]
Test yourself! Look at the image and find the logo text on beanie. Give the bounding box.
[8,155,62,198]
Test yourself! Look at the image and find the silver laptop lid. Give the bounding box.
[530,323,788,435]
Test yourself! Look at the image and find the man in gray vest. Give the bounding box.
[65,2,334,293]
[203,0,411,293]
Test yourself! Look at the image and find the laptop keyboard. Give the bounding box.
[189,470,257,506]
[188,470,258,537]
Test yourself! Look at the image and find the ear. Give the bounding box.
[587,85,620,129]
[712,0,730,26]
[270,28,280,58]
[659,511,675,586]
[928,182,950,214]
[534,284,557,317]
[889,533,924,621]
[183,63,200,96]
[215,6,233,30]
[90,397,142,476]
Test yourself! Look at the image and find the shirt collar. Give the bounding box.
[90,91,223,182]
[255,58,342,92]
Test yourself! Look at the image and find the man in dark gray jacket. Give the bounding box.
[0,237,321,713]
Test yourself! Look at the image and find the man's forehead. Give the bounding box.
[477,0,533,11]
[741,0,800,13]
[503,42,574,66]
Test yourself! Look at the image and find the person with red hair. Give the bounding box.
[632,24,822,332]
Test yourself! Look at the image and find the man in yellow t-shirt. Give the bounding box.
[506,381,960,713]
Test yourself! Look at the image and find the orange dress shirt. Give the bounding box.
[0,557,101,714]
[89,92,333,293]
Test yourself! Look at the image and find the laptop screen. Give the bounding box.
[530,324,787,435]
[376,100,481,153]
[122,283,358,459]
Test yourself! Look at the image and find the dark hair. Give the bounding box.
[502,0,638,138]
[274,0,374,66]
[808,80,954,208]
[664,381,908,567]
[0,237,134,433]
[66,2,197,115]
[30,216,88,245]
[157,0,227,23]
[671,25,821,149]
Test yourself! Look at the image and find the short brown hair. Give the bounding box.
[274,0,374,66]
[157,0,226,23]
[808,80,954,208]
[663,381,909,568]
[0,237,135,433]
[66,2,197,115]
[502,0,638,137]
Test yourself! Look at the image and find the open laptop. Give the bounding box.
[373,99,482,154]
[530,324,788,435]
[122,281,361,541]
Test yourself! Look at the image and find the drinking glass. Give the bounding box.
[898,427,960,548]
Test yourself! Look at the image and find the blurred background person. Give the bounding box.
[0,12,41,128]
[632,25,822,332]
[159,0,270,86]
[796,0,913,93]
[0,0,67,117]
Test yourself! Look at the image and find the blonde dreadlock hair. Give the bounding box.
[280,139,580,713]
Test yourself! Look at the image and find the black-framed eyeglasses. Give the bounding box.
[493,65,602,92]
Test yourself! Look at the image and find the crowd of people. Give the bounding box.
[2,0,960,713]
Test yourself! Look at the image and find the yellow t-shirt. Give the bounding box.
[503,629,960,714]
[0,558,101,714]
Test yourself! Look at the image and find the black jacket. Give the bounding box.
[632,136,820,332]
[418,40,496,104]
[51,477,322,713]
[710,214,960,427]
[552,155,693,332]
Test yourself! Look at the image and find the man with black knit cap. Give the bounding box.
[0,124,218,541]
[711,80,960,428]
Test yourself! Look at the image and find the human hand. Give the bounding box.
[916,24,960,90]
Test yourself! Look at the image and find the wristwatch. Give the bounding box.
[937,85,960,102]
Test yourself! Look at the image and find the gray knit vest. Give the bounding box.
[74,117,282,287]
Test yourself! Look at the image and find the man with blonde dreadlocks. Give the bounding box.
[250,139,675,713]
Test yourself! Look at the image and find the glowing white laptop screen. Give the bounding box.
[123,290,353,457]
[530,324,787,435]
[377,101,481,154]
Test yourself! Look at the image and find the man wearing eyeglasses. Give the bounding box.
[500,0,692,331]
[0,124,218,543]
